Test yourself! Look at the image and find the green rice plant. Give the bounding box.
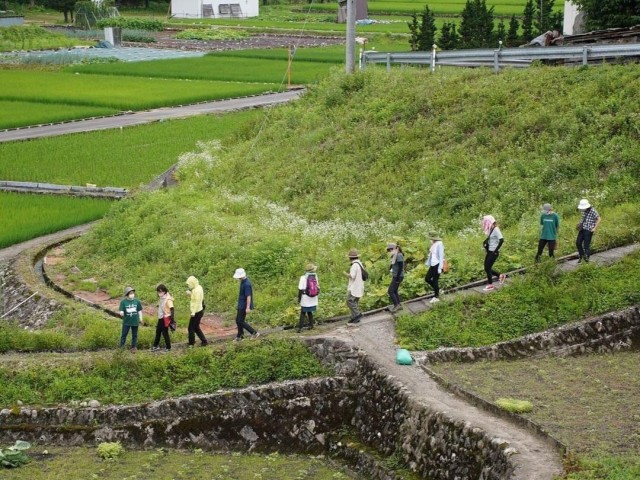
[0,339,329,406]
[0,100,117,130]
[0,109,261,185]
[0,192,112,249]
[0,70,280,112]
[495,398,533,414]
[68,55,335,85]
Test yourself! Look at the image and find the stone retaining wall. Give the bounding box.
[0,260,61,329]
[0,378,353,454]
[414,306,640,365]
[306,339,515,479]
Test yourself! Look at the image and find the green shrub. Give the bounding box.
[495,398,533,414]
[96,17,164,31]
[96,442,124,460]
[122,30,156,43]
[0,440,31,468]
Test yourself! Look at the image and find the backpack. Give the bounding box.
[358,262,369,281]
[305,275,320,297]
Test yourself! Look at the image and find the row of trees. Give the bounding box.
[408,0,563,51]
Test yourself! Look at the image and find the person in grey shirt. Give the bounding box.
[481,215,506,291]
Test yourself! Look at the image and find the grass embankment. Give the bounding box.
[0,25,91,52]
[53,65,640,328]
[0,192,111,249]
[0,69,278,128]
[0,339,328,406]
[431,351,640,478]
[6,447,355,480]
[396,252,640,350]
[0,110,262,186]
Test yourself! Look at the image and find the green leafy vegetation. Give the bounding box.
[0,110,262,186]
[174,27,249,40]
[56,65,640,327]
[0,192,111,249]
[397,252,640,350]
[0,339,330,406]
[96,442,124,460]
[8,447,356,479]
[431,351,640,478]
[96,17,164,31]
[0,25,90,52]
[495,398,533,413]
[0,441,31,469]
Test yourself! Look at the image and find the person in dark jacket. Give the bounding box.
[386,243,404,312]
[233,268,260,341]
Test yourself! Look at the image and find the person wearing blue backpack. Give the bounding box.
[296,263,319,333]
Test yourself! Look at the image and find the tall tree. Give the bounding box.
[418,4,437,51]
[507,15,520,46]
[534,0,561,34]
[459,0,495,48]
[522,0,535,41]
[439,22,460,50]
[408,11,420,51]
[575,0,640,30]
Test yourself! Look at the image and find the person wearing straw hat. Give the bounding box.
[576,199,600,263]
[296,263,319,332]
[344,249,365,324]
[536,203,560,262]
[233,268,259,341]
[425,233,445,303]
[481,215,506,291]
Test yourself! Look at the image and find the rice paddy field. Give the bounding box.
[0,110,262,186]
[69,52,339,84]
[0,192,112,248]
[0,100,118,131]
[0,69,279,111]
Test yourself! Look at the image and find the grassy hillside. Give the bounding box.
[55,65,640,326]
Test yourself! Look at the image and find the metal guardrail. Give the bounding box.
[362,43,640,72]
[0,180,127,199]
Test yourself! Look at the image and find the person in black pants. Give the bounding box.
[425,233,445,303]
[233,268,260,341]
[386,243,404,312]
[186,275,208,347]
[152,284,173,352]
[482,215,506,291]
[575,199,600,263]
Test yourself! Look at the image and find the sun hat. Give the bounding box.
[124,286,135,296]
[428,232,442,241]
[386,242,397,251]
[347,249,359,258]
[305,263,317,272]
[577,199,591,210]
[233,268,246,279]
[542,203,552,213]
[481,215,496,235]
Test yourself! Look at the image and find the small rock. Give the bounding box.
[88,400,101,408]
[80,401,88,407]
[16,400,23,406]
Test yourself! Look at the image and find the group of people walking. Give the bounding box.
[119,199,601,349]
[118,268,259,352]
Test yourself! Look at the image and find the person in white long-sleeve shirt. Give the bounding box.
[344,248,365,323]
[425,233,444,303]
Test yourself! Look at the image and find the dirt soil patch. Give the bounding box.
[126,32,344,52]
[430,350,640,454]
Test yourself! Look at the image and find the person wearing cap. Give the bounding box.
[119,286,143,353]
[386,243,404,312]
[425,233,444,303]
[481,215,506,291]
[233,268,259,340]
[576,199,600,263]
[536,203,560,262]
[344,249,364,323]
[297,263,319,332]
[186,276,208,347]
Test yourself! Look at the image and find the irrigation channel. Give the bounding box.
[3,91,639,479]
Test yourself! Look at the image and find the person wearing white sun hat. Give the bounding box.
[233,268,259,341]
[575,199,600,263]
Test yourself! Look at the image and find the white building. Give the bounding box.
[171,0,259,19]
[563,1,586,35]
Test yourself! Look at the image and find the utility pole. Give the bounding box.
[345,0,355,73]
